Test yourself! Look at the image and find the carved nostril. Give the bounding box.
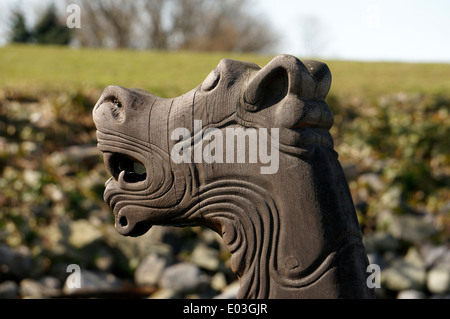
[115,210,153,237]
[103,96,125,123]
[113,98,122,108]
[119,216,128,227]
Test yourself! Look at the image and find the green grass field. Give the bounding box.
[1,45,450,99]
[0,45,270,97]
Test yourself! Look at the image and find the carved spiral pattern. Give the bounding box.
[176,179,279,299]
[175,178,357,298]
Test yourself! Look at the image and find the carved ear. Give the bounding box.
[243,55,331,112]
[243,57,289,111]
[302,59,332,100]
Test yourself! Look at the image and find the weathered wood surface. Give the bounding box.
[93,54,375,298]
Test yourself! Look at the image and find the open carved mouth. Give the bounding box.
[103,152,147,185]
[101,152,155,237]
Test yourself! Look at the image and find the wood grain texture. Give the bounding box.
[93,55,375,298]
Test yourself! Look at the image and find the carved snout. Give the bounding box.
[94,85,158,123]
[94,86,130,124]
[93,85,158,144]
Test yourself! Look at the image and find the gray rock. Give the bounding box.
[397,290,426,299]
[388,214,438,243]
[149,288,181,299]
[0,281,19,299]
[19,278,60,298]
[42,183,65,202]
[382,262,425,291]
[39,276,61,290]
[103,225,173,271]
[191,243,220,271]
[382,250,427,291]
[420,244,448,268]
[427,265,450,295]
[200,228,224,247]
[160,262,209,294]
[363,232,399,254]
[0,244,34,279]
[379,186,402,210]
[63,270,123,295]
[135,253,170,287]
[358,173,385,192]
[404,247,426,268]
[213,281,240,299]
[211,272,228,291]
[68,219,102,248]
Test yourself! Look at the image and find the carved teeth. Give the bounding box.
[118,170,127,186]
[103,152,147,185]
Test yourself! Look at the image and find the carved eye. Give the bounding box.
[201,69,220,91]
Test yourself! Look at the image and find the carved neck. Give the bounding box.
[192,147,363,298]
[191,178,278,299]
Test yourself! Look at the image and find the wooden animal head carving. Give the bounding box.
[93,55,375,298]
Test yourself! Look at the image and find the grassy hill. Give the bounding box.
[1,45,450,99]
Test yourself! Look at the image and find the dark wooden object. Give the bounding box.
[93,55,375,298]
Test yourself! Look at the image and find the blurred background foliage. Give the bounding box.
[0,0,449,299]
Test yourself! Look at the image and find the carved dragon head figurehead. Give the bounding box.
[93,55,374,298]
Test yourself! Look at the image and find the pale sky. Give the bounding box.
[1,0,449,63]
[259,0,450,62]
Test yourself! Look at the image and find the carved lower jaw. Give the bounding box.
[103,180,193,236]
[103,181,176,236]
